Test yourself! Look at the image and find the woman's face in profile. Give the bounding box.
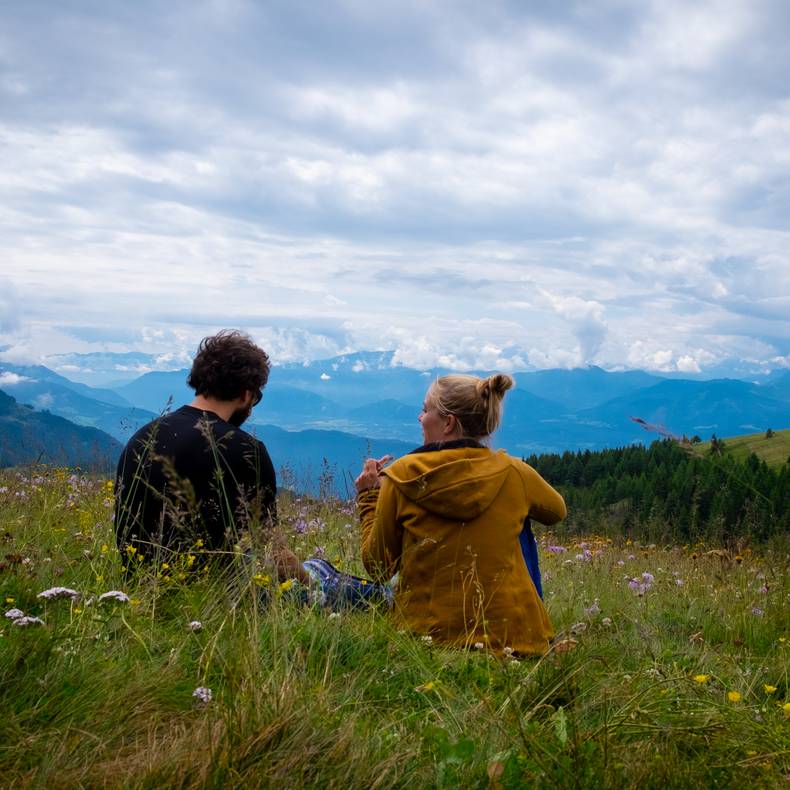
[419,389,447,444]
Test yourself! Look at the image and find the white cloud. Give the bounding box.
[320,372,331,380]
[0,372,31,386]
[34,392,54,409]
[0,1,787,376]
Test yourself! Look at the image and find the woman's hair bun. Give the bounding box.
[487,373,514,397]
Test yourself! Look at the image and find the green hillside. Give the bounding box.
[696,428,790,469]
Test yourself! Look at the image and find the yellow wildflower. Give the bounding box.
[734,554,743,564]
[727,691,742,703]
[101,544,109,553]
[5,597,14,604]
[763,684,777,695]
[161,562,169,571]
[95,575,103,584]
[279,579,294,592]
[693,674,710,684]
[195,538,204,548]
[130,598,142,606]
[782,702,790,717]
[415,680,438,692]
[187,554,196,567]
[253,573,271,587]
[779,637,786,644]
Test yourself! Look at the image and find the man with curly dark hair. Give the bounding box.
[114,330,287,573]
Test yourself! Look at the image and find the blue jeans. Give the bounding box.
[301,558,393,609]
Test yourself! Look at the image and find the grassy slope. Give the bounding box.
[696,428,790,469]
[0,469,788,788]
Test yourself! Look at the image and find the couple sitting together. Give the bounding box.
[115,330,566,655]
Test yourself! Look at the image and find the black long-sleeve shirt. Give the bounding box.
[114,405,276,565]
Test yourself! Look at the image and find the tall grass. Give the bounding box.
[0,467,788,788]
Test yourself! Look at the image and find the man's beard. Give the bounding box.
[228,404,252,427]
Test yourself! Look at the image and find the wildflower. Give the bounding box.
[5,597,15,604]
[328,612,341,620]
[758,585,768,594]
[415,681,437,692]
[641,572,654,584]
[617,560,625,566]
[192,686,212,703]
[547,545,567,554]
[751,607,764,617]
[783,702,790,717]
[98,590,130,604]
[252,573,270,587]
[628,579,640,591]
[601,617,612,627]
[188,621,203,632]
[4,608,25,619]
[763,684,777,694]
[195,538,204,548]
[37,587,80,601]
[727,691,742,703]
[693,674,711,684]
[584,601,600,617]
[675,579,684,587]
[279,579,294,593]
[13,616,45,626]
[503,646,514,656]
[473,642,485,650]
[570,622,587,635]
[780,637,786,643]
[734,554,743,564]
[420,635,433,644]
[101,544,109,553]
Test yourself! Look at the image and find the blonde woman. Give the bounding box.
[355,374,566,655]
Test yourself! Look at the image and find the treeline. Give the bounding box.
[526,440,790,545]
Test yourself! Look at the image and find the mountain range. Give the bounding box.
[1,353,788,490]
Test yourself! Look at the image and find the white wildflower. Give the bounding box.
[4,608,25,619]
[192,686,212,703]
[13,616,45,627]
[420,635,433,644]
[584,601,601,617]
[328,612,341,620]
[37,587,80,601]
[187,620,203,632]
[570,622,588,635]
[98,590,130,604]
[503,646,514,656]
[473,642,485,650]
[601,617,613,627]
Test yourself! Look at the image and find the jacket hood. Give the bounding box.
[382,447,512,520]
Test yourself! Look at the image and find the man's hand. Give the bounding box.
[355,455,393,493]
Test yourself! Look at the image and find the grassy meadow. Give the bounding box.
[1,467,789,788]
[695,429,790,470]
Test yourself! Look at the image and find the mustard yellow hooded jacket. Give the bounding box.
[358,442,566,655]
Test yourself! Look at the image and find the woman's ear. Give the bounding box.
[444,413,459,436]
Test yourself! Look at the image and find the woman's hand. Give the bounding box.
[355,455,393,493]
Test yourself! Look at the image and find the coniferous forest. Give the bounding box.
[526,440,790,546]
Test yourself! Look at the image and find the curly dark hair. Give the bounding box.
[187,330,271,401]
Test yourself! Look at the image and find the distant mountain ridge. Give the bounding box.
[1,352,787,490]
[0,389,120,470]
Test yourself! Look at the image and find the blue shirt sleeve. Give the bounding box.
[519,518,543,600]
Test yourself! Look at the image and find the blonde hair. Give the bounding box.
[428,373,514,439]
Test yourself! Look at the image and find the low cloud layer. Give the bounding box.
[1,1,788,375]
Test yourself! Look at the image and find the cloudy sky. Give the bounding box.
[1,0,789,378]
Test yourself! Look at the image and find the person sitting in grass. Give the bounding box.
[115,329,305,582]
[355,373,566,655]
